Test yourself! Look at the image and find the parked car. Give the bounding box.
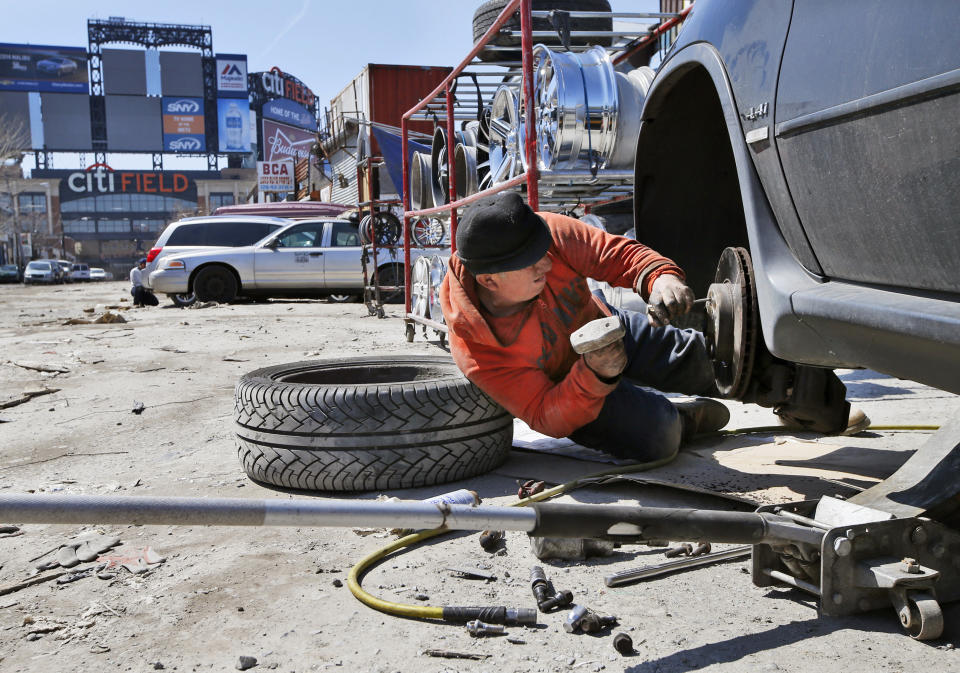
[622,0,960,404]
[23,260,57,284]
[70,263,91,282]
[145,215,290,306]
[149,218,431,305]
[36,56,77,76]
[89,267,107,281]
[54,260,73,283]
[0,264,19,283]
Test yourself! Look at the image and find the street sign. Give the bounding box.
[257,159,294,193]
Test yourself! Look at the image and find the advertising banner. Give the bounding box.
[262,118,314,163]
[37,166,211,204]
[257,160,295,193]
[216,54,248,98]
[217,98,252,153]
[0,43,88,93]
[162,97,205,152]
[263,98,315,131]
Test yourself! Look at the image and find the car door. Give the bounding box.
[321,221,364,290]
[775,0,960,294]
[253,222,327,288]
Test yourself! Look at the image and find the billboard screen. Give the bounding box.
[263,98,315,131]
[41,92,92,150]
[257,160,294,193]
[218,98,252,153]
[159,51,203,97]
[216,54,248,98]
[262,119,315,163]
[102,49,147,96]
[162,97,205,152]
[106,96,162,151]
[0,43,88,93]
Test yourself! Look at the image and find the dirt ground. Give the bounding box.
[1,281,959,673]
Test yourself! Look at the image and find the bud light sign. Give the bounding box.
[217,98,251,153]
[162,97,205,152]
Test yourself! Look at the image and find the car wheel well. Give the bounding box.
[633,65,749,297]
[189,263,242,293]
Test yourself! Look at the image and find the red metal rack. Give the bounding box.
[399,0,692,338]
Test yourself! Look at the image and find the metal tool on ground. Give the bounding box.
[613,632,634,656]
[530,536,615,560]
[517,479,546,499]
[3,416,959,641]
[569,316,626,354]
[564,604,618,634]
[479,529,505,551]
[530,566,574,612]
[607,545,752,587]
[664,542,693,558]
[690,542,712,557]
[465,619,505,637]
[447,566,496,582]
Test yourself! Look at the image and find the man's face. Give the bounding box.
[481,253,552,304]
[138,262,146,269]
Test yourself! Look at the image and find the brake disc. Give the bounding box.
[704,246,758,399]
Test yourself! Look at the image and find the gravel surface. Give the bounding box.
[0,281,958,672]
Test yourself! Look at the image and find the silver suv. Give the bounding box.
[145,215,289,306]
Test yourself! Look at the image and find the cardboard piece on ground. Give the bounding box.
[508,421,909,505]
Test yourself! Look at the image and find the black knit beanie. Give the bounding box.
[455,192,552,274]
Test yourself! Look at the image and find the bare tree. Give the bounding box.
[0,113,31,267]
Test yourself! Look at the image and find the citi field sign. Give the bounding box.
[66,165,191,195]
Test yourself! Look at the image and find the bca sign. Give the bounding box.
[257,160,295,193]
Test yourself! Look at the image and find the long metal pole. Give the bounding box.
[0,494,538,532]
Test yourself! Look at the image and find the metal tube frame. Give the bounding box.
[401,0,691,334]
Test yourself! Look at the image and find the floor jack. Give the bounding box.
[2,416,958,639]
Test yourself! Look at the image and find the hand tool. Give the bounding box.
[569,316,625,354]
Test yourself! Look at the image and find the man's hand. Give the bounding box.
[583,339,627,381]
[647,274,695,327]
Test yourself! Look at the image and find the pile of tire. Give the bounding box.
[235,356,513,492]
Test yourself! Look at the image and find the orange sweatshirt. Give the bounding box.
[440,212,683,438]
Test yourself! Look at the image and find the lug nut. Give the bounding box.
[540,589,573,611]
[613,632,634,655]
[465,619,505,637]
[664,543,693,558]
[690,542,712,557]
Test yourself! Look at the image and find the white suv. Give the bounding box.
[145,216,289,305]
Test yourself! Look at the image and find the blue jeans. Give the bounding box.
[568,302,716,461]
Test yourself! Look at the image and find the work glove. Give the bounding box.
[646,274,695,327]
[583,339,627,381]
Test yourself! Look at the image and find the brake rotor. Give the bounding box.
[704,247,758,399]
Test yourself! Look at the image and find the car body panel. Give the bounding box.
[775,0,960,292]
[144,215,289,288]
[630,0,960,394]
[71,263,91,281]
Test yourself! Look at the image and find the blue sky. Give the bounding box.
[2,0,657,170]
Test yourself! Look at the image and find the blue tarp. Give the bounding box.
[370,126,431,202]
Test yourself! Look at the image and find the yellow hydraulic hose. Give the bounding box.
[346,450,679,621]
[346,422,939,620]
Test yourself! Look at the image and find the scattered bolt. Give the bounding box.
[479,530,505,552]
[664,543,693,558]
[613,632,634,655]
[689,542,712,557]
[833,537,852,557]
[465,620,504,637]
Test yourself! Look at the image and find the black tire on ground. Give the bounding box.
[472,0,613,62]
[169,292,197,308]
[235,357,513,492]
[193,265,237,303]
